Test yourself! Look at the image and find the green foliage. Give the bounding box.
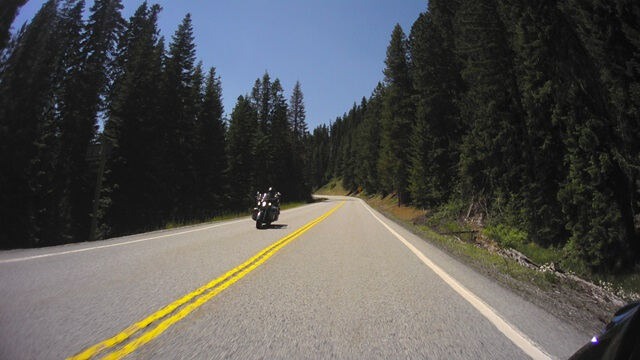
[1,2,311,247]
[226,96,258,208]
[101,2,164,237]
[307,0,640,274]
[483,224,527,250]
[378,24,414,204]
[409,10,463,207]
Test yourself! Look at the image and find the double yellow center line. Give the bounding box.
[69,201,345,360]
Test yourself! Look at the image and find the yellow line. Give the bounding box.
[68,201,344,360]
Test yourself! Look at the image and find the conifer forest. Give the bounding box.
[1,0,308,247]
[1,0,639,276]
[306,0,640,275]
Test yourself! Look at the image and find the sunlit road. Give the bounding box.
[0,196,589,359]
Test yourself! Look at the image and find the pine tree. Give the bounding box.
[555,0,639,271]
[354,85,384,193]
[269,79,293,194]
[288,80,307,142]
[249,71,276,190]
[82,0,124,126]
[226,96,258,208]
[287,80,310,200]
[409,10,464,207]
[162,13,198,219]
[495,0,569,245]
[306,124,331,190]
[0,0,61,248]
[194,67,226,215]
[1,0,28,50]
[454,0,529,222]
[377,24,414,204]
[53,0,93,243]
[100,2,164,237]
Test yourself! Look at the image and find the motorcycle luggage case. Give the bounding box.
[251,208,258,221]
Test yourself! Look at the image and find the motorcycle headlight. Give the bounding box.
[268,202,272,207]
[262,201,267,207]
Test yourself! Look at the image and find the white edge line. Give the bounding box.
[357,198,553,360]
[0,203,322,264]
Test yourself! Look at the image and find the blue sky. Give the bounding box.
[12,0,427,130]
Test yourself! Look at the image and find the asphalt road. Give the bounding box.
[0,196,590,359]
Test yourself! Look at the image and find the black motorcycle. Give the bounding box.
[251,191,280,229]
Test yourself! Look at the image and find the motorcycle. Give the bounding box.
[251,191,280,229]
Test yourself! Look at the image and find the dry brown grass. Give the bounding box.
[365,194,426,222]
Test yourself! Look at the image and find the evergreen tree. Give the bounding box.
[1,0,28,50]
[354,86,384,193]
[194,66,226,215]
[497,0,569,245]
[249,71,275,191]
[287,80,310,200]
[409,10,464,207]
[377,24,414,204]
[53,0,93,243]
[288,80,308,141]
[162,13,198,219]
[269,79,293,193]
[81,0,124,126]
[306,124,331,190]
[0,0,61,248]
[226,96,258,208]
[555,0,639,271]
[100,2,164,237]
[454,0,529,222]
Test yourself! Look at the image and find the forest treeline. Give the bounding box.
[0,0,309,248]
[307,0,640,274]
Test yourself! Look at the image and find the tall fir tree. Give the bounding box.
[353,86,384,193]
[226,96,258,208]
[194,66,227,215]
[269,79,292,193]
[53,0,93,243]
[287,80,310,201]
[1,0,28,50]
[250,71,275,190]
[162,13,198,219]
[288,80,307,142]
[377,24,414,204]
[454,0,530,223]
[0,0,61,248]
[554,0,639,271]
[306,124,331,190]
[409,10,464,207]
[100,2,165,237]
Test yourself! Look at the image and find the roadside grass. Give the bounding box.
[318,178,639,301]
[362,193,557,290]
[314,179,350,196]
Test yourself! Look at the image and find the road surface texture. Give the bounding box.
[0,196,590,359]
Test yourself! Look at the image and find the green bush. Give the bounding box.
[483,224,527,249]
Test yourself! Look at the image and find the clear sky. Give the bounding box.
[12,0,427,130]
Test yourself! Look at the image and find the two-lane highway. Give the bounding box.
[0,197,589,359]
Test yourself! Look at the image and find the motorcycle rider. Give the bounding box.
[265,187,281,209]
